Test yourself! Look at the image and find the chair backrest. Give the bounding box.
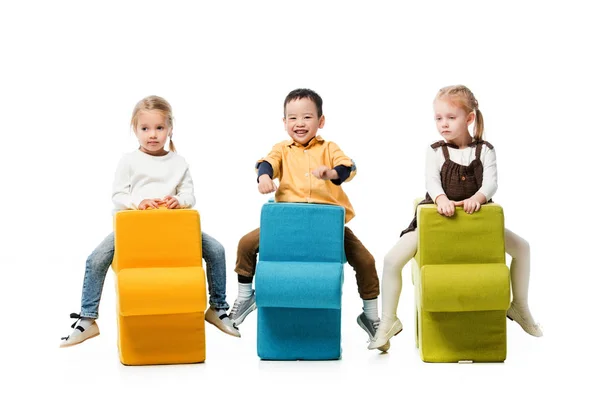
[258,202,345,263]
[113,208,202,272]
[415,204,506,266]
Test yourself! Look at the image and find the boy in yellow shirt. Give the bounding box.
[230,88,383,349]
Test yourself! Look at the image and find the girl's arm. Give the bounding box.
[425,147,445,203]
[112,155,138,210]
[174,167,195,209]
[478,146,498,201]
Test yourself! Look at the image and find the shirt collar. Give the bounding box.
[287,135,325,149]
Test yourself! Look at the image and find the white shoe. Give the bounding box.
[229,292,257,327]
[368,318,403,351]
[59,314,100,348]
[205,307,241,338]
[507,304,543,337]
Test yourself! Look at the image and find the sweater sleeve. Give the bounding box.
[174,165,196,209]
[111,155,138,210]
[425,147,445,202]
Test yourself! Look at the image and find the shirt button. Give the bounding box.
[461,176,466,181]
[304,150,308,153]
[305,173,309,177]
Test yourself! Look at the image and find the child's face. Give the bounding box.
[433,99,475,144]
[283,98,325,145]
[134,110,172,156]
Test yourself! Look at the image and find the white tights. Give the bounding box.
[380,228,536,325]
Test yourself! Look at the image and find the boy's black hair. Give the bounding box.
[283,88,323,118]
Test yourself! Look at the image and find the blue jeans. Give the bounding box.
[80,231,229,318]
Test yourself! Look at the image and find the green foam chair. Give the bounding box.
[412,203,510,362]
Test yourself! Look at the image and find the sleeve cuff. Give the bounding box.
[331,165,352,185]
[256,161,274,182]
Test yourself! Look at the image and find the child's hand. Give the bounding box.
[454,197,481,214]
[163,195,180,209]
[311,166,338,180]
[258,174,277,194]
[435,195,455,217]
[138,198,163,210]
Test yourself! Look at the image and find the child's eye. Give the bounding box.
[141,127,147,131]
[289,117,296,120]
[305,116,312,119]
[449,116,455,119]
[157,126,164,130]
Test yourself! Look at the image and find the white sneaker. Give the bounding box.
[229,292,257,327]
[507,304,543,337]
[368,318,403,351]
[59,314,100,348]
[205,307,241,338]
[357,313,391,352]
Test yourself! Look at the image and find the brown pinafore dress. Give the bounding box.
[400,139,494,237]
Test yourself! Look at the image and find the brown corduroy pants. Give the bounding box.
[235,227,380,300]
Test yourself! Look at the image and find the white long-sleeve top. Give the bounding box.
[425,142,498,202]
[111,150,196,212]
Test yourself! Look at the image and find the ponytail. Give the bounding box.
[473,109,485,141]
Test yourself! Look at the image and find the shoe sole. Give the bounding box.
[59,330,100,348]
[205,313,241,338]
[232,302,257,327]
[377,328,402,352]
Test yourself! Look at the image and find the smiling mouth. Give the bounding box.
[294,130,308,135]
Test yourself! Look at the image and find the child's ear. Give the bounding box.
[318,115,325,128]
[467,112,475,125]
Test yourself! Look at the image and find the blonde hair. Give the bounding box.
[435,85,484,141]
[130,95,177,152]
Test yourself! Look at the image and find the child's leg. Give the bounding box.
[80,232,115,319]
[369,230,417,351]
[344,227,380,302]
[60,232,114,347]
[201,232,229,311]
[344,227,385,344]
[380,230,418,324]
[230,228,260,326]
[201,232,240,337]
[234,228,260,281]
[505,228,543,337]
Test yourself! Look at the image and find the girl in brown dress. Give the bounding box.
[369,85,543,352]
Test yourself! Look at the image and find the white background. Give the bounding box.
[1,1,598,398]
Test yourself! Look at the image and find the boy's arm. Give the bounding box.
[255,142,284,179]
[329,142,357,184]
[256,161,273,181]
[330,165,352,185]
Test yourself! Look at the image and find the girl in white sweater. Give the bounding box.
[60,96,240,347]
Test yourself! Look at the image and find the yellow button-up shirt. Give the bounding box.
[257,135,357,223]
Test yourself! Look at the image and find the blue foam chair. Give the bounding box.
[255,202,345,360]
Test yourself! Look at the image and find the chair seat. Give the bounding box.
[420,263,510,312]
[117,266,206,316]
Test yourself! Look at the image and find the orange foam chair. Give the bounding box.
[112,208,206,365]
